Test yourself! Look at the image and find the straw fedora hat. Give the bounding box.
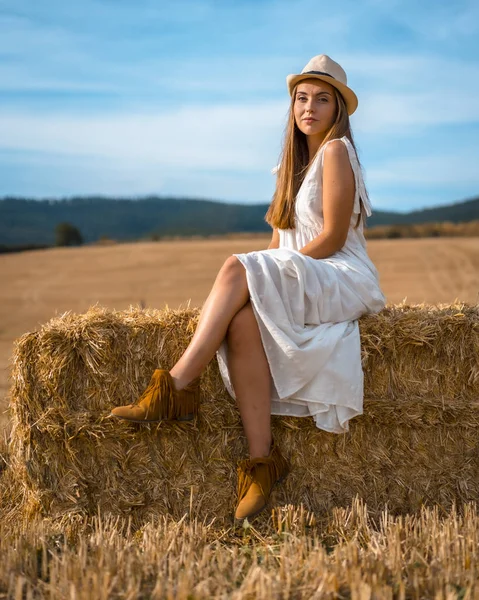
[286,54,358,115]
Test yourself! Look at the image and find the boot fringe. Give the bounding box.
[140,370,201,420]
[175,374,201,419]
[236,438,288,503]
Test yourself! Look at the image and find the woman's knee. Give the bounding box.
[218,255,245,284]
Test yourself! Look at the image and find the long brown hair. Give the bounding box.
[265,81,368,230]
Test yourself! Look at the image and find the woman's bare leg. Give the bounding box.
[169,256,271,458]
[169,256,249,389]
[226,301,272,458]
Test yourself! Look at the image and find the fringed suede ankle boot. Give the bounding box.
[110,369,200,422]
[234,437,289,522]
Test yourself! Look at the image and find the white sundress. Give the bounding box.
[216,135,387,433]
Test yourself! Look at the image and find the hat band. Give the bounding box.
[302,70,336,80]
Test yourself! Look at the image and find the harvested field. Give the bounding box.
[1,235,478,436]
[0,497,477,598]
[1,237,479,597]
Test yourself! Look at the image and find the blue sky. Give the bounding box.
[0,0,478,212]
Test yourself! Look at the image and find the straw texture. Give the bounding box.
[3,301,479,527]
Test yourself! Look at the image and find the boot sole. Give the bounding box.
[109,412,196,423]
[234,469,289,524]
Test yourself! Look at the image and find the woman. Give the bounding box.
[110,54,387,522]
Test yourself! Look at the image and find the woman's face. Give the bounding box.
[293,79,337,138]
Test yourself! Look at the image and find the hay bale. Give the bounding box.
[3,302,479,526]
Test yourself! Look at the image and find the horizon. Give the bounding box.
[2,192,478,216]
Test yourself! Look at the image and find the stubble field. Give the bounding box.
[0,234,478,436]
[1,234,479,598]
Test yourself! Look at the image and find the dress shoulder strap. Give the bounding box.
[319,136,372,217]
[270,136,373,217]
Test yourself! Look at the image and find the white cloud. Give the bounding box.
[368,152,479,187]
[0,0,359,96]
[0,145,275,202]
[0,102,288,171]
[345,54,479,131]
[354,90,479,133]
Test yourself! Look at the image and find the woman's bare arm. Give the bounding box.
[299,140,355,259]
[267,228,280,249]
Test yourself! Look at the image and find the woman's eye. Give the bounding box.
[296,95,328,101]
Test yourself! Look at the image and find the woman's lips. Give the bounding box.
[304,118,316,122]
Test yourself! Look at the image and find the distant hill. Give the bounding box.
[0,194,478,246]
[367,196,479,226]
